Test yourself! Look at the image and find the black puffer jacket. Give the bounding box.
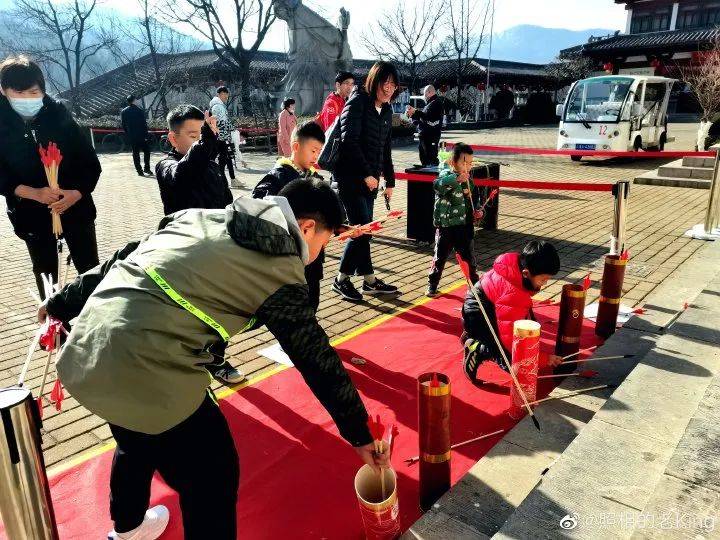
[335,88,395,197]
[0,95,101,237]
[412,94,444,140]
[155,122,232,215]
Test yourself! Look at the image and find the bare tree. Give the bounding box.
[103,0,197,116]
[160,0,276,113]
[1,0,114,114]
[442,0,492,110]
[678,37,720,121]
[545,55,595,87]
[360,0,447,93]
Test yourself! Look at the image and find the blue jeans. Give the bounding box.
[339,191,375,276]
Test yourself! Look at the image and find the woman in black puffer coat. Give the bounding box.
[332,61,401,302]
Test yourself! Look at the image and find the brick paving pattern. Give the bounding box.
[0,123,709,468]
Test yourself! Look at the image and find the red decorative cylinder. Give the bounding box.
[417,372,451,511]
[508,320,540,420]
[555,284,587,372]
[595,255,627,338]
[354,465,401,540]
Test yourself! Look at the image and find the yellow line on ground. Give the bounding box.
[48,279,467,477]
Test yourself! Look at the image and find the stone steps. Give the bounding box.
[635,156,717,189]
[403,240,720,540]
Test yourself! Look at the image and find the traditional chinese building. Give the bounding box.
[562,1,720,76]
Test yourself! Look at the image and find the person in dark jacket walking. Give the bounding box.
[0,55,101,297]
[407,84,444,166]
[253,120,329,312]
[332,61,400,302]
[155,104,242,387]
[121,94,151,177]
[40,178,389,540]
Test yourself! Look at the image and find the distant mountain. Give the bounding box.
[479,25,619,64]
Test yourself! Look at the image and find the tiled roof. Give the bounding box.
[561,27,720,57]
[62,49,550,117]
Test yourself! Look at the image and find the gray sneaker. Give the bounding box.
[210,364,246,385]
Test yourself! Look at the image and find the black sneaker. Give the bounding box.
[332,278,363,301]
[362,277,399,296]
[426,284,439,297]
[463,339,482,383]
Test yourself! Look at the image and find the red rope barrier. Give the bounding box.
[444,142,715,159]
[394,172,614,192]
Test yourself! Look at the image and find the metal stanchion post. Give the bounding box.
[687,145,720,240]
[0,387,59,539]
[610,181,630,255]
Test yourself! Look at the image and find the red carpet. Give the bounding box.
[11,288,602,539]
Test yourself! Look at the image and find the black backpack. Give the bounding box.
[317,116,342,172]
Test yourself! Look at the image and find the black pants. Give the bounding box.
[419,136,440,166]
[429,223,478,287]
[339,191,374,276]
[109,394,239,539]
[132,141,151,174]
[305,248,324,312]
[218,143,235,180]
[23,222,100,298]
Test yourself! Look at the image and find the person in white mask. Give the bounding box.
[0,55,102,297]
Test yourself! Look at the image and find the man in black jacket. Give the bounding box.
[0,55,101,297]
[155,104,241,386]
[407,85,444,166]
[121,95,151,177]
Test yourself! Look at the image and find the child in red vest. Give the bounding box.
[462,241,563,383]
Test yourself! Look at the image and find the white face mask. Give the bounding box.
[8,96,44,118]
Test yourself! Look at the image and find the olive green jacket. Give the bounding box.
[48,197,372,445]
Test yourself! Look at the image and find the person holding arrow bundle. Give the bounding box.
[426,143,481,297]
[0,55,101,298]
[39,178,389,539]
[462,241,564,383]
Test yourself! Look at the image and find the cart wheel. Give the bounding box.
[633,136,642,151]
[658,133,666,151]
[570,155,581,162]
[101,133,124,153]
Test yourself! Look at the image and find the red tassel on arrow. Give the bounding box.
[430,373,440,387]
[50,379,64,411]
[36,397,44,419]
[455,253,472,282]
[620,249,630,260]
[582,273,591,290]
[367,414,385,442]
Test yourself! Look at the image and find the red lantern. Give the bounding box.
[477,82,486,91]
[603,62,614,73]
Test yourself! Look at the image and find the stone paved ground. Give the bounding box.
[0,123,710,469]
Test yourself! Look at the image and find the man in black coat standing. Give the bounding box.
[121,94,151,177]
[0,55,101,297]
[407,85,444,166]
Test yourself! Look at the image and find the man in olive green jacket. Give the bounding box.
[41,179,386,540]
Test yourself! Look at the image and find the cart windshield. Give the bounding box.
[565,77,633,123]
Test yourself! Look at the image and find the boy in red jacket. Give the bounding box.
[461,240,563,383]
[318,71,354,131]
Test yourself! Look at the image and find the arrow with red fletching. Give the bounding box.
[336,211,404,241]
[456,253,541,431]
[583,273,591,291]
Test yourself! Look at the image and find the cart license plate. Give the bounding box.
[576,144,596,150]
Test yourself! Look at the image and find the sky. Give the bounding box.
[1,0,629,58]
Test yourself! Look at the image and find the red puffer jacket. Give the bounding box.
[480,252,533,352]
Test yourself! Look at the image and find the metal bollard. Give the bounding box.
[610,181,630,255]
[705,145,720,233]
[0,387,59,539]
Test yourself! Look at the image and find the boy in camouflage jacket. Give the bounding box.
[427,142,481,296]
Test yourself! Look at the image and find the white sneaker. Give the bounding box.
[108,505,170,540]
